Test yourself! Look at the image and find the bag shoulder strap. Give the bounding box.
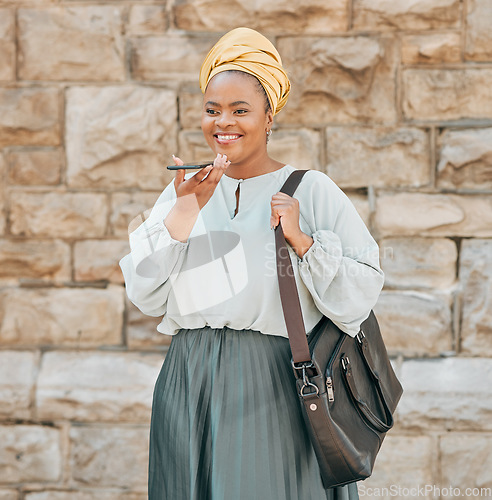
[275,169,312,364]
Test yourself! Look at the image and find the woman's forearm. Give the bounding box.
[286,230,314,259]
[164,196,201,242]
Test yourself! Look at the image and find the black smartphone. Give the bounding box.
[167,162,214,170]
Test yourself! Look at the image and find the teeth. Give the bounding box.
[217,135,240,140]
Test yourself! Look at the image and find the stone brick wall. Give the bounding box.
[1,0,491,498]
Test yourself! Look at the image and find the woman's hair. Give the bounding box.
[213,70,272,114]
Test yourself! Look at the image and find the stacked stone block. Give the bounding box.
[0,0,491,498]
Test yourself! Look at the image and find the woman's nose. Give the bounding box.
[216,112,235,127]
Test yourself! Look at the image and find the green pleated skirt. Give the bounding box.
[148,326,360,500]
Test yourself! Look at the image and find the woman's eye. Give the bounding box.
[205,109,218,115]
[235,109,247,114]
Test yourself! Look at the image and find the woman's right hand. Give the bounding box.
[164,153,230,242]
[173,153,230,210]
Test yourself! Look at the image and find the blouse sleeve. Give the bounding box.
[295,171,384,337]
[119,182,189,317]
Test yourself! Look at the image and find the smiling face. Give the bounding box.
[201,71,273,168]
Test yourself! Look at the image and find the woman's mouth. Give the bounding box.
[214,133,242,144]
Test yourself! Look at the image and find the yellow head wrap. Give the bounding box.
[199,27,290,115]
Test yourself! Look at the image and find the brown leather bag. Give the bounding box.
[275,170,403,489]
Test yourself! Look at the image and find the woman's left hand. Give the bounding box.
[270,192,300,238]
[270,192,314,257]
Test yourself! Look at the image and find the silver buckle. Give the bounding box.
[294,361,320,398]
[300,381,319,397]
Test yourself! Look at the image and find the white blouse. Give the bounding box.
[119,165,384,339]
